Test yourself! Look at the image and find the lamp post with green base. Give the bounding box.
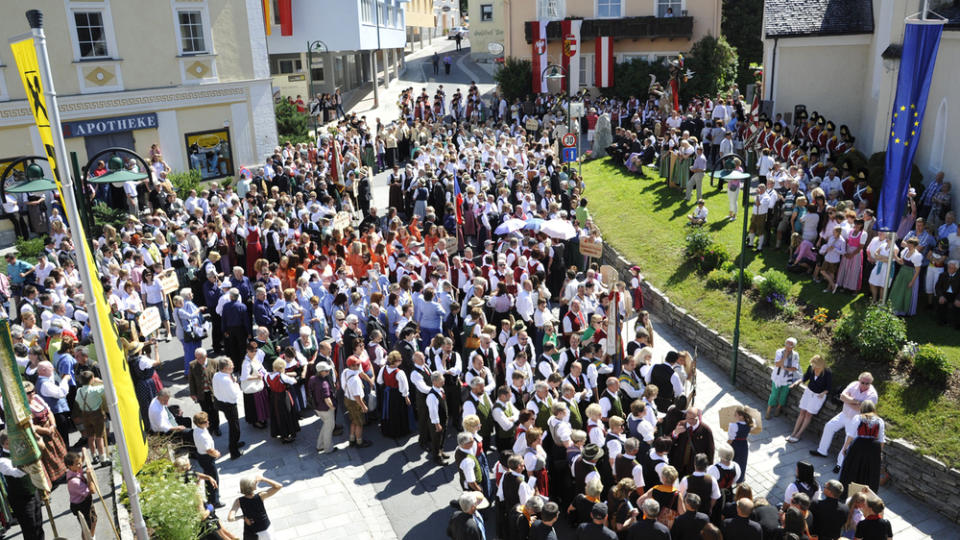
[710,153,754,384]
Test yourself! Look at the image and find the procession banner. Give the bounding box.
[560,19,582,95]
[530,20,548,94]
[0,322,41,467]
[877,20,943,230]
[11,35,148,474]
[595,36,614,88]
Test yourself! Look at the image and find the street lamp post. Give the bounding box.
[307,39,329,141]
[543,64,588,176]
[709,153,754,384]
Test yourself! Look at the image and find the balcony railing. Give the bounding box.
[524,16,694,43]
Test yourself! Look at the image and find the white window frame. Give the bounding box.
[65,1,120,61]
[655,0,685,17]
[361,0,375,24]
[537,0,565,21]
[595,0,622,18]
[579,54,594,87]
[171,1,213,56]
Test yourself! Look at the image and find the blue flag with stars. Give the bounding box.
[878,21,943,231]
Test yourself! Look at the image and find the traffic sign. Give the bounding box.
[561,132,577,147]
[562,146,578,163]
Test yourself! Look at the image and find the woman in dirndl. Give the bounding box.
[128,342,161,428]
[24,381,68,483]
[240,342,270,429]
[376,351,411,438]
[266,359,300,443]
[726,406,754,483]
[839,400,885,493]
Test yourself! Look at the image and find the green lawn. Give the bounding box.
[582,158,960,465]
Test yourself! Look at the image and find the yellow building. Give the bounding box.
[0,0,277,181]
[501,0,721,88]
[406,0,437,48]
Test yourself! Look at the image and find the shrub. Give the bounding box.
[275,99,311,144]
[834,304,907,362]
[700,242,729,273]
[168,169,202,198]
[685,229,728,272]
[122,458,206,539]
[913,344,952,383]
[494,57,533,102]
[92,202,129,236]
[778,300,802,320]
[706,269,734,289]
[14,236,46,262]
[756,269,792,302]
[684,228,712,258]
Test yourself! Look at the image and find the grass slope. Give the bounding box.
[582,158,960,465]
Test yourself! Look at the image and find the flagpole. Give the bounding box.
[25,10,149,539]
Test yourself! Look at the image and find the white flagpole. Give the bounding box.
[25,10,149,539]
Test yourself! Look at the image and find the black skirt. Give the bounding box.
[379,386,411,438]
[839,437,882,492]
[268,388,300,439]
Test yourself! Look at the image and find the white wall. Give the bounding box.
[767,38,870,138]
[267,0,407,54]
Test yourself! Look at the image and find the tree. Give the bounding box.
[274,99,311,144]
[494,57,533,102]
[680,34,738,102]
[722,0,764,91]
[601,58,669,100]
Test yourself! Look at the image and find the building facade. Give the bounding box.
[469,0,505,61]
[434,0,461,36]
[266,0,406,101]
[0,0,277,180]
[504,0,721,88]
[762,0,960,197]
[406,0,438,49]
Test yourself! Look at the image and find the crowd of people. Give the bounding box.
[0,74,936,540]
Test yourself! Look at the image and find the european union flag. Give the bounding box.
[877,21,944,231]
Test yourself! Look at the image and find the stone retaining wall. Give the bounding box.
[598,241,960,523]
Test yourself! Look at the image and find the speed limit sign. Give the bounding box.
[561,132,577,148]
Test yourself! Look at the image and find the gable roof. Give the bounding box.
[765,0,875,38]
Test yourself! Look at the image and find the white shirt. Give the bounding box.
[459,448,479,485]
[426,386,445,424]
[496,470,536,503]
[0,453,27,478]
[344,369,365,400]
[376,366,410,397]
[462,391,492,418]
[707,462,741,486]
[212,372,242,404]
[148,398,176,433]
[840,381,878,418]
[193,427,216,455]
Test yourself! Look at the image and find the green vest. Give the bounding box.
[468,392,493,437]
[604,390,624,419]
[455,448,482,489]
[534,396,553,430]
[493,401,516,438]
[564,397,583,430]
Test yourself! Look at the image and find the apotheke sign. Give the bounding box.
[62,112,158,138]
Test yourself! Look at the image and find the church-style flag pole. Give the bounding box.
[594,36,614,89]
[530,21,548,94]
[877,7,944,302]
